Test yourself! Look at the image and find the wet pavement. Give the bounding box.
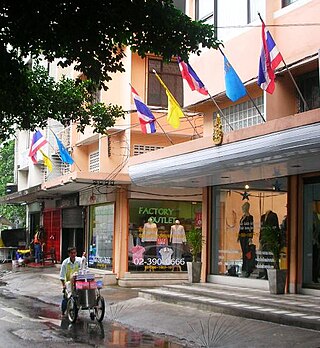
[0,263,190,347]
[1,264,320,347]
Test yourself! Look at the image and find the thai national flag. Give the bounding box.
[28,130,48,164]
[131,86,156,134]
[177,57,208,96]
[258,21,283,94]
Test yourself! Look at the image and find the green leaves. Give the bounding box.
[0,140,25,224]
[0,64,125,140]
[186,228,203,262]
[260,225,286,269]
[0,1,221,140]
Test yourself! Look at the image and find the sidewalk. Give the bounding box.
[1,266,320,347]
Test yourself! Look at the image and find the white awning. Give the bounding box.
[129,122,320,188]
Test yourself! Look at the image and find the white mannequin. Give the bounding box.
[141,217,158,242]
[170,220,186,259]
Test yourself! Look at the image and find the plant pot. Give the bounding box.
[187,261,202,283]
[267,269,287,294]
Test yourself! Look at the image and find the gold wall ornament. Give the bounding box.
[213,114,223,145]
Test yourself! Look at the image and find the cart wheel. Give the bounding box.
[67,297,78,323]
[95,296,105,322]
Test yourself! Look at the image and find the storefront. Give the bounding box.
[303,176,320,288]
[128,199,202,272]
[210,183,287,280]
[88,203,115,270]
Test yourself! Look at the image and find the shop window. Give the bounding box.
[211,186,287,278]
[89,151,99,172]
[303,179,320,286]
[147,58,183,107]
[297,70,320,112]
[128,199,202,272]
[214,96,264,132]
[133,144,164,156]
[88,204,114,270]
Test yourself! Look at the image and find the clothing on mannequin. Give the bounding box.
[141,217,158,243]
[159,246,174,265]
[170,220,186,259]
[237,202,254,277]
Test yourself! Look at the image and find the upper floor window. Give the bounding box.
[195,0,215,23]
[173,0,186,13]
[298,70,320,112]
[89,151,100,172]
[196,0,265,41]
[214,96,264,132]
[147,58,183,107]
[133,144,164,156]
[282,0,299,8]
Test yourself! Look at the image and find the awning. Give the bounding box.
[129,122,320,188]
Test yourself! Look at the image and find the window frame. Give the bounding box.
[147,57,183,108]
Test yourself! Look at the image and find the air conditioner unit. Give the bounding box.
[6,183,18,194]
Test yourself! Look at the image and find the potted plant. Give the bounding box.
[186,227,203,283]
[260,225,287,294]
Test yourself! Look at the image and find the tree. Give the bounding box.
[0,140,25,225]
[0,1,220,141]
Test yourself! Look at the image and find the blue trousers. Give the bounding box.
[34,243,41,263]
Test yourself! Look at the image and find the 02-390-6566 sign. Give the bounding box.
[133,257,185,266]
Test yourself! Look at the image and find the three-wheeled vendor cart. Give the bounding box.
[66,272,105,323]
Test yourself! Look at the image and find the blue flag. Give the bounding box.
[53,133,74,165]
[224,56,247,102]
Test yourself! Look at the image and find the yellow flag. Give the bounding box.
[39,149,53,172]
[153,70,184,129]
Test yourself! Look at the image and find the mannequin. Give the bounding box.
[141,217,158,243]
[258,209,280,279]
[170,220,186,259]
[237,202,254,277]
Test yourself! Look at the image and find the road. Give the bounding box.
[0,277,188,347]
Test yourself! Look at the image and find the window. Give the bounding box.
[248,0,265,23]
[128,199,202,272]
[173,0,185,13]
[214,96,264,132]
[133,144,164,156]
[211,186,287,277]
[148,59,183,107]
[89,151,99,172]
[196,1,265,40]
[297,71,320,112]
[89,204,114,270]
[282,0,299,8]
[195,0,215,23]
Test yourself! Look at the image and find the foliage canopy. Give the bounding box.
[0,1,220,140]
[0,140,25,225]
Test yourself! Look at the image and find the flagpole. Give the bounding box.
[246,93,266,123]
[183,113,202,138]
[153,69,203,136]
[218,47,266,123]
[155,116,175,145]
[48,128,81,171]
[258,13,309,111]
[281,59,309,111]
[207,91,234,131]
